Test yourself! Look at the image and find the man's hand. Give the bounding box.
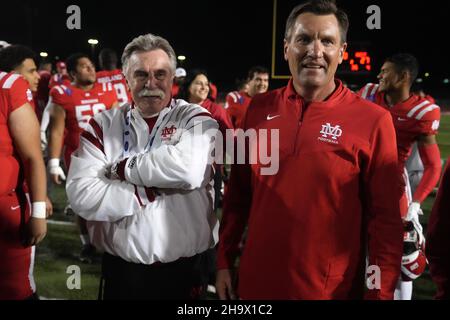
[405,201,423,234]
[105,162,120,180]
[105,159,127,181]
[406,202,426,249]
[216,269,236,300]
[48,158,66,184]
[24,218,47,247]
[46,196,53,218]
[40,130,47,152]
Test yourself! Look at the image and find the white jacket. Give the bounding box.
[66,99,219,264]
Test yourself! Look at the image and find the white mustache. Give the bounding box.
[138,88,165,99]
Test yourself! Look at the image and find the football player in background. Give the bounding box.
[171,67,186,97]
[47,53,118,263]
[406,85,437,195]
[96,48,132,106]
[34,60,52,122]
[359,53,442,300]
[0,44,48,299]
[49,61,70,88]
[224,66,269,129]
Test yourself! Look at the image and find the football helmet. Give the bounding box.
[401,221,427,281]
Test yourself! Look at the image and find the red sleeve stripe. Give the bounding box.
[134,185,144,206]
[81,131,104,154]
[88,118,104,143]
[186,112,213,125]
[135,186,156,205]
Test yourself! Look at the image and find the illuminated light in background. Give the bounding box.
[345,51,372,73]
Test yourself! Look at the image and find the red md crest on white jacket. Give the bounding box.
[161,122,177,141]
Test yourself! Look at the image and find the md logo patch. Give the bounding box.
[318,123,343,145]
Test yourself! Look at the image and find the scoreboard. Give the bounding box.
[338,47,373,75]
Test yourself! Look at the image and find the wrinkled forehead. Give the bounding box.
[128,49,173,74]
[293,13,342,41]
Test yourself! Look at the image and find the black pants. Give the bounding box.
[100,252,210,300]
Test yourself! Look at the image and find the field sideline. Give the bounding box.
[34,114,450,300]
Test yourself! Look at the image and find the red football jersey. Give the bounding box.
[0,72,34,196]
[96,69,132,106]
[50,82,117,156]
[358,83,440,168]
[224,91,252,129]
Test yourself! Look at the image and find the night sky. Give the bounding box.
[1,0,449,95]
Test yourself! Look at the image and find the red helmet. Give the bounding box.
[401,222,427,281]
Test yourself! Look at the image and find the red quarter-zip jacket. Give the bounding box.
[217,79,403,299]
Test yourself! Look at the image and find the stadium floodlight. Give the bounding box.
[177,55,186,61]
[424,72,430,78]
[416,78,423,83]
[40,52,48,57]
[88,39,99,59]
[444,78,449,84]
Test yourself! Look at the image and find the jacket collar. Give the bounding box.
[283,78,347,107]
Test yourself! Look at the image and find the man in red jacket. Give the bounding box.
[216,0,403,300]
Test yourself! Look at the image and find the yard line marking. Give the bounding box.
[39,296,66,300]
[47,220,76,226]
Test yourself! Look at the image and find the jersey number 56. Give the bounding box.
[75,103,106,129]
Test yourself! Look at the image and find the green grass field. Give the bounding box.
[34,114,450,300]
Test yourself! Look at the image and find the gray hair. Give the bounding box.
[121,33,177,76]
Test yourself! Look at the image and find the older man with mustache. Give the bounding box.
[66,33,219,300]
